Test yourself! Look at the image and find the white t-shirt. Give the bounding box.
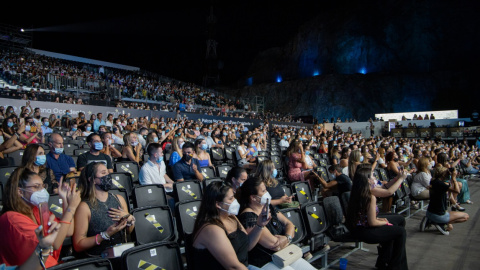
[411,172,432,196]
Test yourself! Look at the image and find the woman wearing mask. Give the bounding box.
[191,181,269,270]
[254,160,295,209]
[237,177,315,269]
[73,162,135,257]
[235,135,257,172]
[66,123,83,139]
[286,141,320,189]
[83,123,93,136]
[169,136,185,166]
[100,132,122,162]
[225,166,248,194]
[348,150,363,180]
[194,138,214,168]
[21,144,58,194]
[0,167,81,267]
[119,132,142,164]
[18,117,43,147]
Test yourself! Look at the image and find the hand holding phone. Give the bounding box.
[38,202,51,236]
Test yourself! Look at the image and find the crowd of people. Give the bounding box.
[0,98,478,269]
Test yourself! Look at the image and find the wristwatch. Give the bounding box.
[285,234,293,243]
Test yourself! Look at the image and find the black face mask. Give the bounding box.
[393,158,399,162]
[244,142,249,147]
[96,175,112,191]
[183,154,193,162]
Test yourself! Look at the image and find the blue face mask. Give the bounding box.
[284,136,287,140]
[44,122,49,127]
[153,137,159,143]
[234,127,238,130]
[201,144,208,150]
[7,122,14,128]
[94,142,103,151]
[195,127,200,130]
[86,126,92,131]
[156,156,164,163]
[54,148,64,155]
[272,168,278,178]
[360,156,364,162]
[71,128,77,131]
[305,151,310,155]
[35,155,46,166]
[223,133,227,136]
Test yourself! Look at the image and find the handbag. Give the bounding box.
[271,244,303,268]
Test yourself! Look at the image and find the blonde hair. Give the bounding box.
[254,160,278,188]
[172,136,184,158]
[417,157,431,174]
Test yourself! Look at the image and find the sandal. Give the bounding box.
[465,200,473,204]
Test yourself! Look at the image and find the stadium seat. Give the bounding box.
[173,180,203,203]
[120,241,184,270]
[6,150,24,166]
[341,191,350,214]
[216,164,232,179]
[63,143,79,156]
[110,172,134,196]
[47,257,112,270]
[224,146,235,165]
[114,161,140,184]
[73,148,89,156]
[131,206,175,245]
[109,188,131,212]
[210,147,225,165]
[199,166,216,180]
[279,207,307,245]
[132,184,168,209]
[175,199,202,243]
[48,194,64,219]
[291,181,313,205]
[202,178,223,190]
[322,195,357,242]
[0,166,17,202]
[301,201,329,252]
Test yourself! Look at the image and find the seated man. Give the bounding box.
[327,164,353,197]
[46,133,76,181]
[139,143,174,190]
[76,133,113,173]
[41,117,53,135]
[172,142,204,182]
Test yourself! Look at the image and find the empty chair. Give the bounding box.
[110,172,134,196]
[132,184,168,209]
[173,180,203,203]
[315,166,330,181]
[120,241,184,270]
[175,199,202,243]
[301,201,329,251]
[210,147,225,165]
[323,195,356,242]
[74,148,89,156]
[202,178,223,190]
[131,206,175,245]
[109,188,131,212]
[216,164,232,179]
[63,143,79,156]
[199,166,216,180]
[5,150,24,166]
[114,161,140,184]
[291,181,313,205]
[224,147,235,164]
[279,207,307,244]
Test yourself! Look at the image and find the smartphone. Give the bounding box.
[116,214,130,225]
[264,199,270,222]
[38,202,51,236]
[291,193,297,197]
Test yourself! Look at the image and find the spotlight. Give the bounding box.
[276,74,282,83]
[359,67,367,74]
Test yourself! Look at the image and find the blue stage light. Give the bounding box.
[276,74,282,83]
[359,67,367,74]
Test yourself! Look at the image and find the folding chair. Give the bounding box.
[131,206,175,245]
[199,166,216,180]
[291,181,313,205]
[216,164,232,179]
[210,147,225,165]
[121,241,184,270]
[132,184,168,209]
[6,150,24,166]
[173,180,203,203]
[279,207,307,245]
[224,147,235,165]
[301,201,329,252]
[110,172,134,196]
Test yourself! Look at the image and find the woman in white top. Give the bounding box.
[236,135,257,172]
[411,157,432,200]
[105,114,114,128]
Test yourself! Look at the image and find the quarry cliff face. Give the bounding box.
[223,0,480,121]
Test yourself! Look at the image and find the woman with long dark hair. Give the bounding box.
[346,167,408,270]
[191,181,269,270]
[224,166,248,194]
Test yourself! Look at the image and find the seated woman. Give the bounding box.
[254,160,295,209]
[235,135,257,172]
[286,141,320,189]
[118,132,142,164]
[169,136,185,166]
[82,123,93,136]
[426,167,469,234]
[328,143,341,166]
[18,117,44,147]
[237,177,316,269]
[302,144,317,171]
[22,144,58,194]
[66,123,84,139]
[411,157,432,200]
[0,167,80,268]
[73,162,135,257]
[347,149,362,180]
[1,116,25,154]
[194,138,214,168]
[100,132,122,163]
[339,147,351,175]
[346,167,408,270]
[191,181,269,270]
[225,166,248,194]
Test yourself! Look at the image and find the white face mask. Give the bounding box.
[21,188,50,206]
[256,192,272,205]
[220,199,240,216]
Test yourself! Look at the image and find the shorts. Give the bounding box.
[426,211,450,224]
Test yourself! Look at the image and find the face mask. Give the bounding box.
[22,188,49,206]
[183,153,193,162]
[305,151,310,155]
[201,144,208,150]
[35,155,46,166]
[244,142,249,147]
[156,155,164,163]
[220,199,241,216]
[54,147,64,154]
[272,168,278,178]
[96,174,112,192]
[153,137,159,143]
[195,127,200,130]
[0,136,4,144]
[94,142,103,151]
[223,133,228,136]
[131,141,139,147]
[7,122,14,128]
[86,126,92,131]
[284,136,287,140]
[324,141,328,145]
[71,128,77,132]
[25,125,31,132]
[250,143,256,147]
[360,156,364,162]
[256,192,272,205]
[234,127,238,131]
[179,142,185,149]
[44,122,49,127]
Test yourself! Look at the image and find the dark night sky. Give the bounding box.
[0,1,330,86]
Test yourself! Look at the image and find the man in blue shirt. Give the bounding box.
[41,117,53,135]
[93,112,106,132]
[172,142,204,182]
[46,133,76,181]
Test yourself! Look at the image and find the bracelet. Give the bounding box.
[95,234,101,245]
[100,231,110,241]
[126,216,136,227]
[58,220,71,225]
[255,223,264,229]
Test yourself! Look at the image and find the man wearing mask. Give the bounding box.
[326,164,352,197]
[201,127,222,150]
[172,142,204,182]
[33,108,42,125]
[41,117,53,135]
[46,133,77,181]
[139,143,174,188]
[77,133,114,173]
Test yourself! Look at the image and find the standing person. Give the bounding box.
[346,167,408,270]
[424,167,469,235]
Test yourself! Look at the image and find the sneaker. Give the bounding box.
[451,204,466,211]
[419,216,427,232]
[434,224,450,235]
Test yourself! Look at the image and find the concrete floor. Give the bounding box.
[312,177,480,270]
